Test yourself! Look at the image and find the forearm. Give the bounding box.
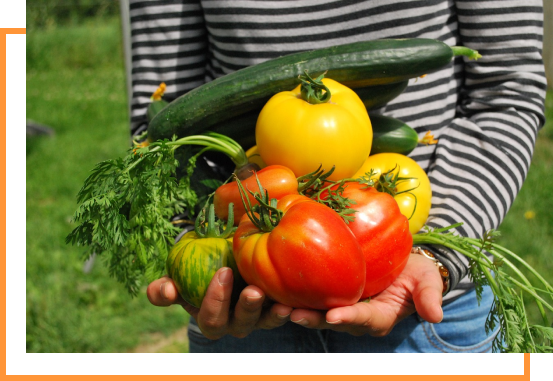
[414,0,546,296]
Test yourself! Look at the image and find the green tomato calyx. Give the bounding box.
[300,70,331,104]
[234,173,283,232]
[195,203,235,239]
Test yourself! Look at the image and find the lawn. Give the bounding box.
[26,15,553,353]
[26,16,189,353]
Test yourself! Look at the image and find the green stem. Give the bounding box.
[163,132,249,168]
[300,71,332,104]
[413,230,553,324]
[194,203,234,239]
[127,132,250,175]
[451,46,482,60]
[234,173,283,232]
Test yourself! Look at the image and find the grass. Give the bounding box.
[26,15,553,353]
[496,92,553,325]
[26,17,189,353]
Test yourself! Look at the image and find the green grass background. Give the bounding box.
[26,15,552,353]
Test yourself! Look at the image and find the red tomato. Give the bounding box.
[214,165,299,225]
[233,194,366,310]
[326,182,413,298]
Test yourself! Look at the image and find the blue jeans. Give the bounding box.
[188,286,498,353]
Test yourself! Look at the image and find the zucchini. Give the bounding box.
[148,39,480,142]
[369,114,419,155]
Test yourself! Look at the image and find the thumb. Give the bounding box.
[411,263,444,323]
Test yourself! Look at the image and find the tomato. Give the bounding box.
[166,204,244,308]
[233,194,366,309]
[255,77,372,181]
[214,164,299,225]
[329,182,413,298]
[353,153,432,234]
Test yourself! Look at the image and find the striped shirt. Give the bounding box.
[128,0,546,302]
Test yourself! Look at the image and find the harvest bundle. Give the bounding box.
[67,39,552,353]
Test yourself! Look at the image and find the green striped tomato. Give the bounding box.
[166,231,242,308]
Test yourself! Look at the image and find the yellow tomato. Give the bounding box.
[245,145,267,169]
[255,78,372,181]
[353,153,432,234]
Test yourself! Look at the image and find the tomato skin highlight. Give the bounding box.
[256,78,372,181]
[335,183,413,298]
[233,194,366,310]
[353,153,432,234]
[214,165,299,225]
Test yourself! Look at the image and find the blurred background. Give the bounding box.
[26,0,552,353]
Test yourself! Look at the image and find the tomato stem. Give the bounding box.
[194,203,235,239]
[299,71,332,104]
[234,173,283,232]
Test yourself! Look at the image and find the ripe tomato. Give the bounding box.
[233,194,366,310]
[214,164,299,225]
[255,77,372,181]
[333,182,413,298]
[353,153,432,234]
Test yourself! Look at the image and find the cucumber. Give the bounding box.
[354,81,408,110]
[209,80,409,150]
[369,114,420,155]
[148,39,479,142]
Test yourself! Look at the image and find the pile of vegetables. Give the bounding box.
[66,38,553,353]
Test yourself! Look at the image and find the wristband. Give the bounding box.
[411,246,451,296]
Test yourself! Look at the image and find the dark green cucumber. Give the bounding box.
[148,39,479,142]
[369,114,420,155]
[208,80,409,150]
[354,81,408,110]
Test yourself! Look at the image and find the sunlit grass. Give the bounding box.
[26,17,189,353]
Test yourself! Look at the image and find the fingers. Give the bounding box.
[148,268,294,341]
[288,254,446,336]
[290,302,396,337]
[196,267,234,339]
[255,303,293,330]
[410,262,444,324]
[146,276,201,318]
[146,276,181,307]
[196,268,288,339]
[228,285,265,338]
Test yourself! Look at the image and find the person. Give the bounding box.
[129,0,547,353]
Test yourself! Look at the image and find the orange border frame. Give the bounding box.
[8,27,532,379]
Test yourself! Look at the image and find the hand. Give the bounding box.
[146,267,293,340]
[288,253,444,336]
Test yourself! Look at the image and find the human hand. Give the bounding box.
[146,267,293,340]
[288,253,444,336]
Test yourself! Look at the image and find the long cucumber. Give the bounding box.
[148,39,479,142]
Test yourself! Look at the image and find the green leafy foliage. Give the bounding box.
[66,133,244,296]
[66,139,200,295]
[413,226,553,353]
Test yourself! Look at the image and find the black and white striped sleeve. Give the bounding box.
[420,0,546,299]
[129,0,208,136]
